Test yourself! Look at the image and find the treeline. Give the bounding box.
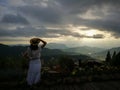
[105,51,120,65]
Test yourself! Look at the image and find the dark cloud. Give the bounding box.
[78,17,120,38]
[111,33,120,39]
[0,26,78,38]
[77,34,105,39]
[17,5,62,24]
[1,14,29,24]
[57,0,120,14]
[56,0,120,38]
[93,34,104,39]
[0,0,120,39]
[0,0,8,6]
[0,26,103,39]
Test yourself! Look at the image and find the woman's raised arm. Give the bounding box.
[39,38,47,48]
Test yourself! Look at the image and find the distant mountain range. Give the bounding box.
[91,47,120,60]
[0,43,66,57]
[46,43,68,49]
[45,43,120,61]
[0,44,94,61]
[62,46,105,55]
[1,43,119,61]
[0,43,26,57]
[46,43,105,55]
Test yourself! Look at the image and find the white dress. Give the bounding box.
[26,46,41,86]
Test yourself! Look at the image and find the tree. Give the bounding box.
[112,51,116,60]
[111,51,116,65]
[114,52,120,66]
[105,51,111,63]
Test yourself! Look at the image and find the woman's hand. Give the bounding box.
[39,38,47,48]
[22,51,30,60]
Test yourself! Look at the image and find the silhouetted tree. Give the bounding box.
[112,51,116,60]
[111,51,116,65]
[114,52,120,66]
[105,51,111,63]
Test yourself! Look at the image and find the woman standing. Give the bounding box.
[23,38,47,87]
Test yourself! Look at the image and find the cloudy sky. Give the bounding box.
[0,0,120,48]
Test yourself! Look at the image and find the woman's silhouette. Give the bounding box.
[23,38,47,87]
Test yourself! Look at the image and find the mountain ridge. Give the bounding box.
[46,43,68,49]
[62,46,105,55]
[0,44,94,61]
[91,47,120,60]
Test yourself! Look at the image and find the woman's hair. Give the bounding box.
[30,44,38,50]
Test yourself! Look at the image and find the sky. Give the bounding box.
[0,0,120,48]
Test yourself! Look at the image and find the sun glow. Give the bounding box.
[85,30,97,36]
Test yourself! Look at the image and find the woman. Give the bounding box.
[23,38,47,86]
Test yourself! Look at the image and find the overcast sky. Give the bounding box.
[0,0,120,48]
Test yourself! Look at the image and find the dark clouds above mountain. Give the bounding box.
[0,26,104,39]
[0,0,120,39]
[56,0,120,36]
[1,14,29,24]
[17,5,63,24]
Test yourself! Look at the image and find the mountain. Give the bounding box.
[0,43,27,57]
[91,47,120,60]
[46,43,68,49]
[0,44,94,61]
[0,44,65,58]
[62,46,105,55]
[42,43,106,56]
